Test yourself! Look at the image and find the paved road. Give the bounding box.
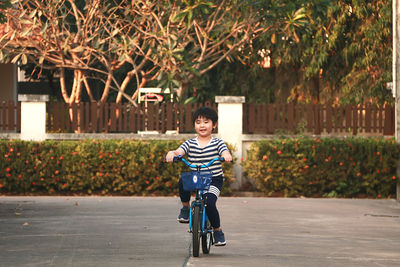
[0,197,399,267]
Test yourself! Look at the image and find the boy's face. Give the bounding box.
[194,116,216,138]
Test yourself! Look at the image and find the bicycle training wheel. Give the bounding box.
[201,219,212,254]
[192,205,201,257]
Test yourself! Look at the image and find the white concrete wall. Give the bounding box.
[18,94,49,141]
[215,96,245,189]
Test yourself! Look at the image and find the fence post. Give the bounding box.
[18,94,49,141]
[384,104,394,135]
[215,96,245,189]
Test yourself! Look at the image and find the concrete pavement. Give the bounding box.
[191,197,400,267]
[0,196,399,267]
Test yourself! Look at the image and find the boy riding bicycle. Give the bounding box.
[166,107,232,246]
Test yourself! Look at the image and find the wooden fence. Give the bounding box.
[46,101,217,133]
[0,101,395,136]
[243,102,395,135]
[0,101,20,132]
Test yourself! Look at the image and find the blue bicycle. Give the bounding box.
[174,156,224,257]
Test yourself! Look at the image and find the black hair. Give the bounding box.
[192,107,218,124]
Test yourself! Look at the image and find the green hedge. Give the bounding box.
[0,139,234,196]
[243,137,400,198]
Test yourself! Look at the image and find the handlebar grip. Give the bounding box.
[173,155,183,162]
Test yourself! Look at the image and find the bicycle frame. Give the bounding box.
[173,156,225,256]
[188,189,212,236]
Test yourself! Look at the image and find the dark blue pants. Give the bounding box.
[179,176,223,229]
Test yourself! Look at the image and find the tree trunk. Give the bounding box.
[82,74,96,102]
[60,68,70,103]
[100,72,113,104]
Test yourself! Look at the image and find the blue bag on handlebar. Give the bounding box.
[180,171,213,191]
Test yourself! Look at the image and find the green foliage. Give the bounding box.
[311,0,393,104]
[243,137,400,198]
[195,0,392,104]
[0,1,11,23]
[191,60,276,103]
[0,140,234,196]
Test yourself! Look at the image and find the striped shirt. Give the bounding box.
[179,137,228,177]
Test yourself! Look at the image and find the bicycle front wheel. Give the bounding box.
[201,219,212,254]
[192,205,201,257]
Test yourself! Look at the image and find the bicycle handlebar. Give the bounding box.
[173,155,225,169]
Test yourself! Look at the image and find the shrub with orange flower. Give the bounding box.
[242,137,400,198]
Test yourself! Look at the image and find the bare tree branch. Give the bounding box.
[0,0,266,102]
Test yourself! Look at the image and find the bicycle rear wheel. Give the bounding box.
[201,219,212,254]
[192,205,201,257]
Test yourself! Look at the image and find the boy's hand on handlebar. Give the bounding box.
[221,151,233,162]
[165,151,176,163]
[166,148,185,163]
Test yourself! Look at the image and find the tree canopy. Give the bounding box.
[0,0,267,104]
[0,0,393,104]
[195,0,392,104]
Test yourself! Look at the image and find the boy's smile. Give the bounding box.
[194,116,216,138]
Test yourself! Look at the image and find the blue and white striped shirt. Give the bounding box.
[179,137,228,177]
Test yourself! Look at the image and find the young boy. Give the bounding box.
[166,107,232,246]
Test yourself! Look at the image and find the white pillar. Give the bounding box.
[215,96,245,189]
[18,94,49,141]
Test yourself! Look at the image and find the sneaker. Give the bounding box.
[177,206,189,223]
[213,230,226,246]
